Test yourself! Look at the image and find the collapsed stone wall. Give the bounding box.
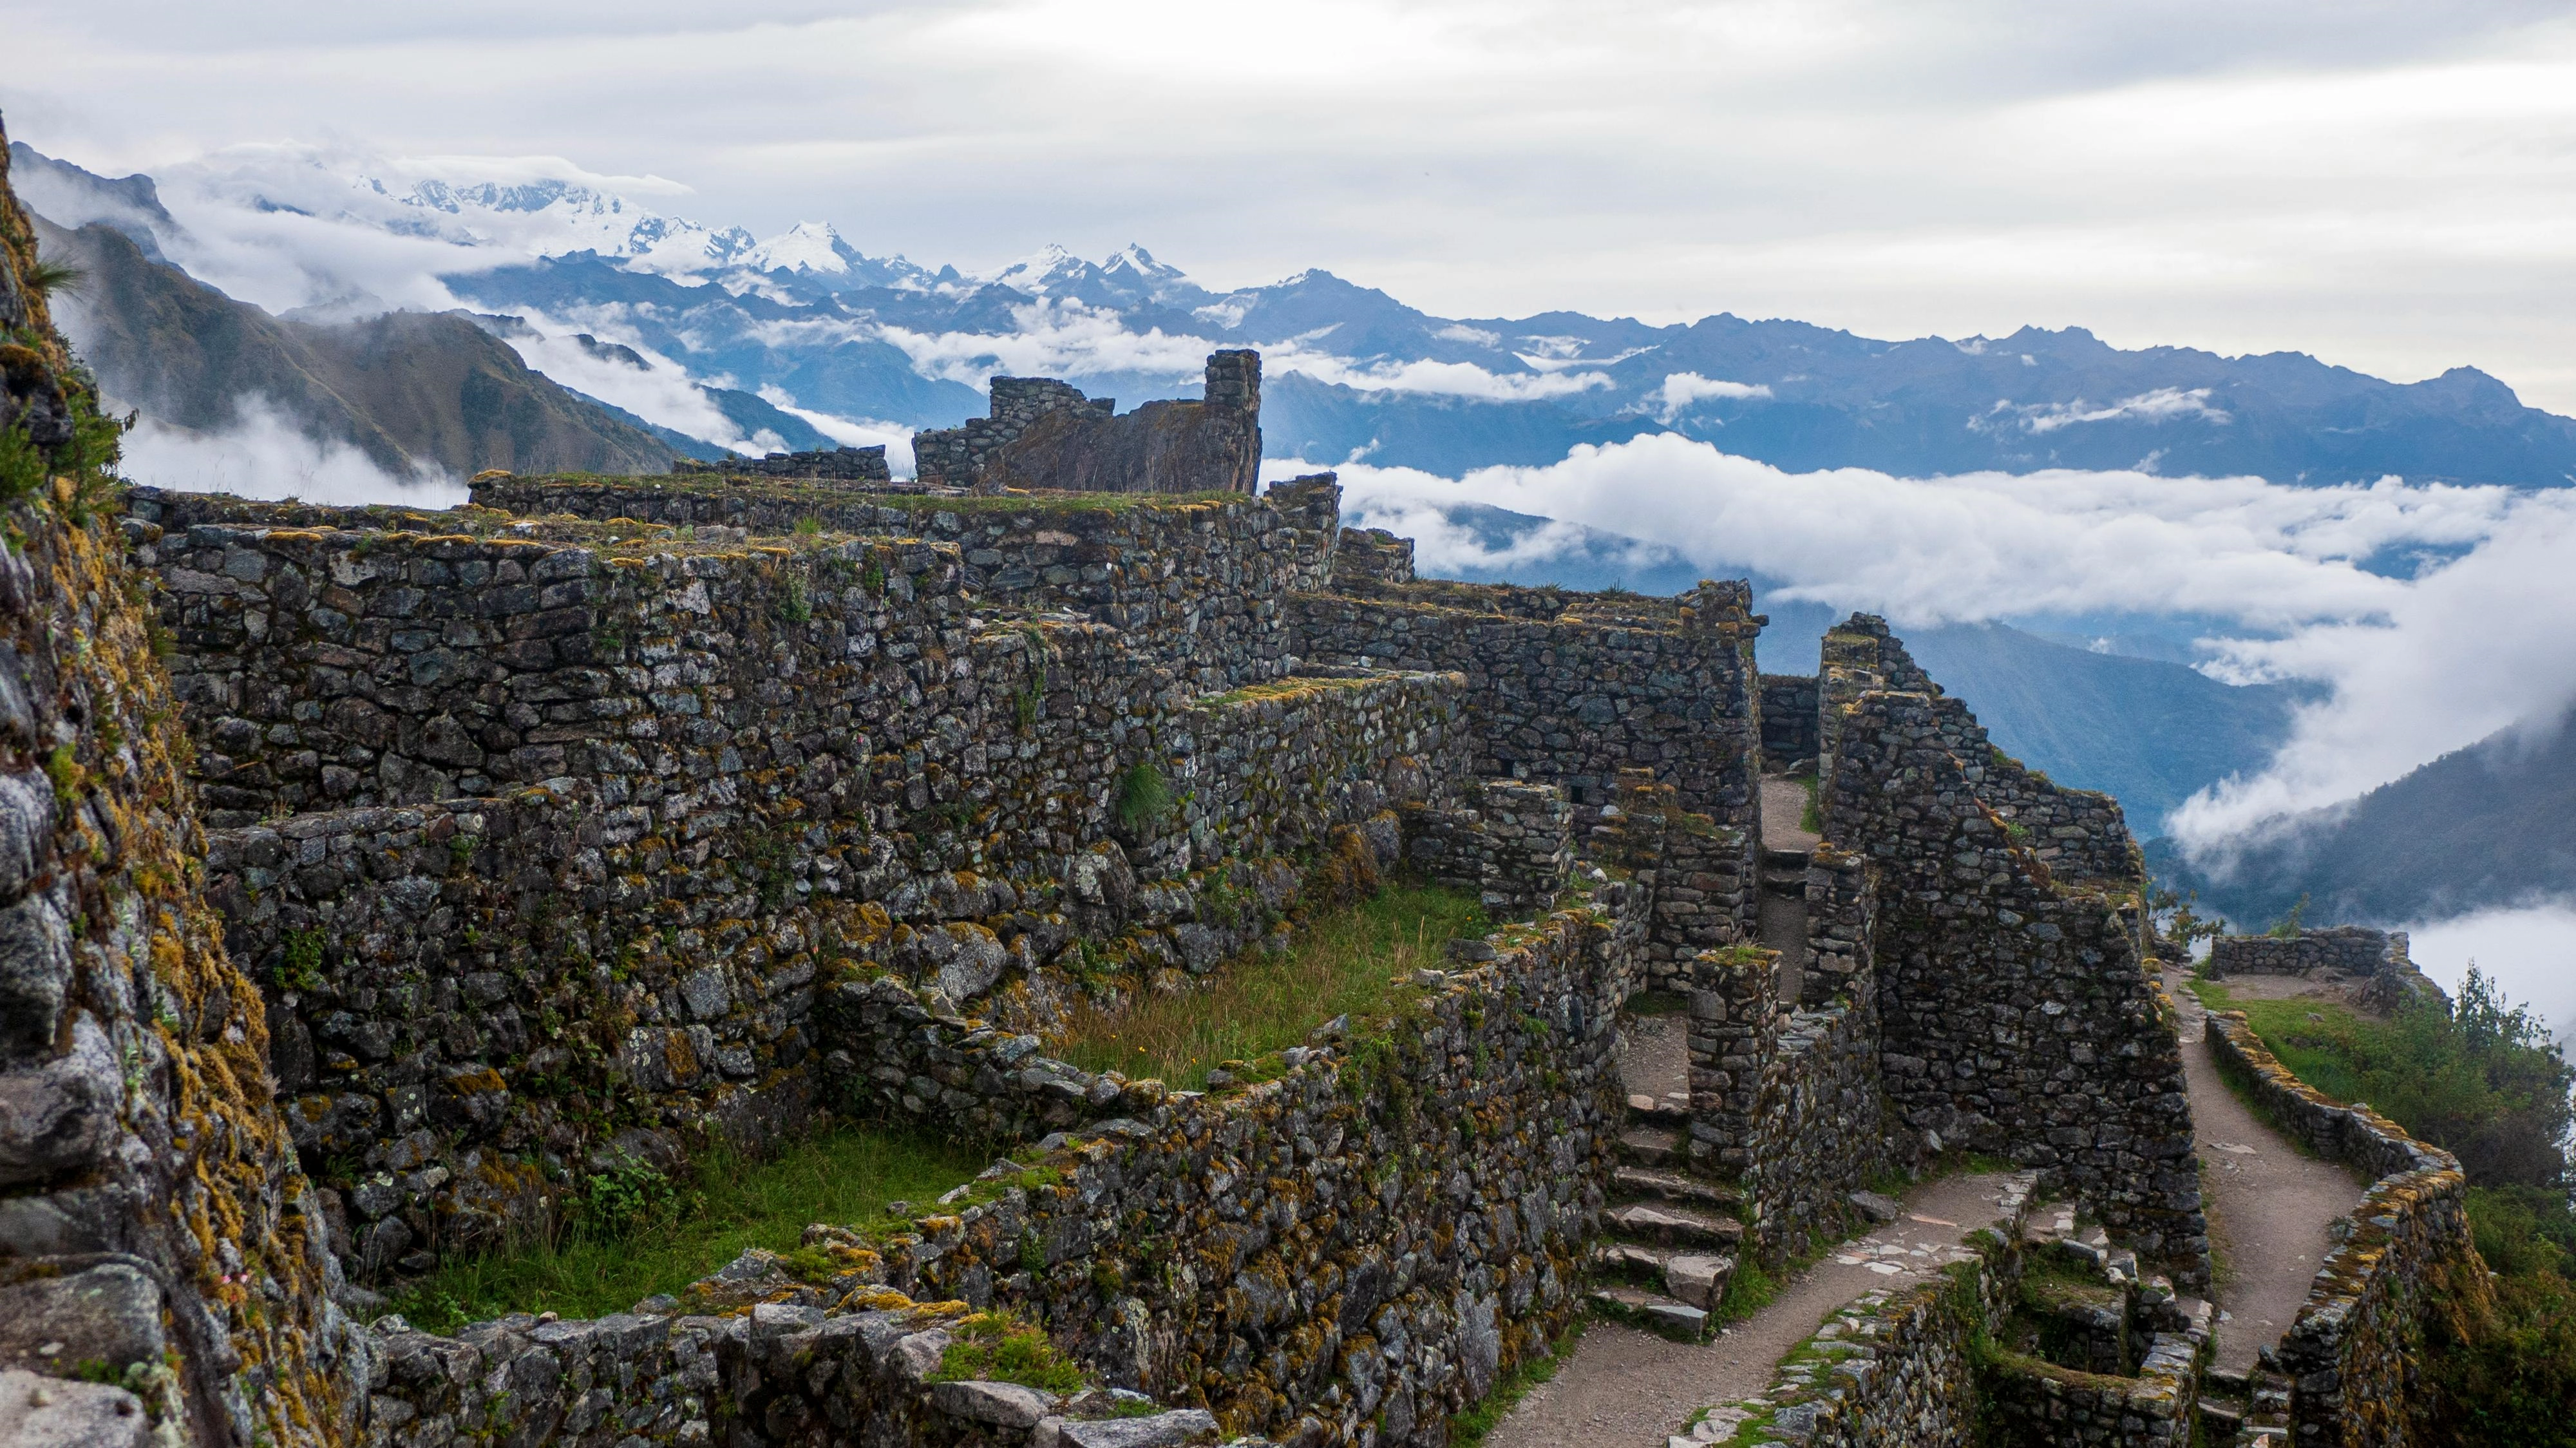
[914,352,1262,496]
[1821,686,2207,1287]
[0,119,366,1448]
[1290,577,1764,833]
[2202,1011,2485,1443]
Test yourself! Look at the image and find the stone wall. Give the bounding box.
[1334,526,1416,586]
[2202,1011,2485,1443]
[1758,673,1819,770]
[368,883,1629,1448]
[1289,578,1763,828]
[915,352,1262,496]
[131,488,1471,1280]
[1823,688,2206,1287]
[1683,937,1895,1263]
[673,444,892,483]
[0,114,368,1448]
[1602,773,1756,996]
[1399,778,1576,919]
[2209,926,2405,978]
[194,477,1338,693]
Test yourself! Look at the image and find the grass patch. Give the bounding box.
[384,1127,985,1332]
[2192,973,2573,1188]
[1450,1317,1585,1448]
[1797,773,1821,835]
[931,1311,1087,1393]
[1056,882,1487,1091]
[1624,989,1689,1017]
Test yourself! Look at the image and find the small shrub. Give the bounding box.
[778,575,813,624]
[793,515,822,538]
[276,928,327,992]
[1113,761,1174,834]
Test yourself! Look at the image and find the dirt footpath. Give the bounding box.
[1488,1172,2019,1448]
[2167,971,2366,1374]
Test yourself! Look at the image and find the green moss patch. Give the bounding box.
[1055,882,1487,1091]
[384,1127,984,1331]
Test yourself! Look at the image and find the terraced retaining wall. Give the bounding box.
[1821,687,2206,1288]
[135,494,1472,1279]
[2202,1011,2485,1445]
[439,471,1337,689]
[1289,578,1763,830]
[367,884,1630,1448]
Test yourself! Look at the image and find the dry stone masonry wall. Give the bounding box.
[1812,625,2207,1288]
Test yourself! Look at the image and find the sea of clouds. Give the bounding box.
[1286,437,2576,1031]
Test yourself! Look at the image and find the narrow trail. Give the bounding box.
[1488,1172,2018,1448]
[2164,969,2366,1375]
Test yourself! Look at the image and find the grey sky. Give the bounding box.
[9,0,2576,406]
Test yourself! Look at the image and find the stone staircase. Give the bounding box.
[1591,1092,1744,1339]
[2197,1365,2292,1446]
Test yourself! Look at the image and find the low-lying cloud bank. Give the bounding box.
[121,397,468,508]
[2408,903,2576,1049]
[1282,433,2576,847]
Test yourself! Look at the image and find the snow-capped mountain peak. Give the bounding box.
[741,220,853,275]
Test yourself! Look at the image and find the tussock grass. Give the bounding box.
[385,1128,984,1333]
[1056,882,1488,1091]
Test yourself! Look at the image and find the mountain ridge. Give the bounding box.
[17,138,2576,487]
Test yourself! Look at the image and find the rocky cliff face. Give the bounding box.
[0,114,364,1448]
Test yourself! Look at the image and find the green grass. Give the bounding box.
[1056,882,1488,1090]
[2190,974,2574,1189]
[1797,773,1822,835]
[384,1127,985,1332]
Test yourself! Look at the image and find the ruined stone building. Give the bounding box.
[0,125,2484,1448]
[913,350,1262,494]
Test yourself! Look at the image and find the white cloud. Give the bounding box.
[1653,371,1774,421]
[1981,385,2233,435]
[1285,433,2575,846]
[2405,900,2576,1049]
[1267,346,1615,401]
[755,387,919,475]
[878,300,1216,388]
[120,397,467,508]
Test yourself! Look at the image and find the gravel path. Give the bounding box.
[2166,969,2366,1375]
[1758,776,1819,855]
[1488,1173,2019,1448]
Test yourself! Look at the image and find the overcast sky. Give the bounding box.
[9,0,2576,408]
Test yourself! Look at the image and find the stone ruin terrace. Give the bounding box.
[8,463,2485,1448]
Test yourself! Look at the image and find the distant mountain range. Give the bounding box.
[17,139,2576,487]
[37,215,677,477]
[2161,708,2576,928]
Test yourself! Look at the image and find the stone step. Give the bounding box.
[1605,1201,1744,1250]
[1612,1165,1744,1211]
[1591,1242,1737,1310]
[1624,1092,1691,1125]
[1586,1284,1709,1340]
[1619,1126,1686,1168]
[1761,846,1811,870]
[2197,1398,2246,1439]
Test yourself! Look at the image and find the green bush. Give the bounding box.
[2425,1270,2576,1447]
[1113,761,1175,834]
[2231,968,2573,1189]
